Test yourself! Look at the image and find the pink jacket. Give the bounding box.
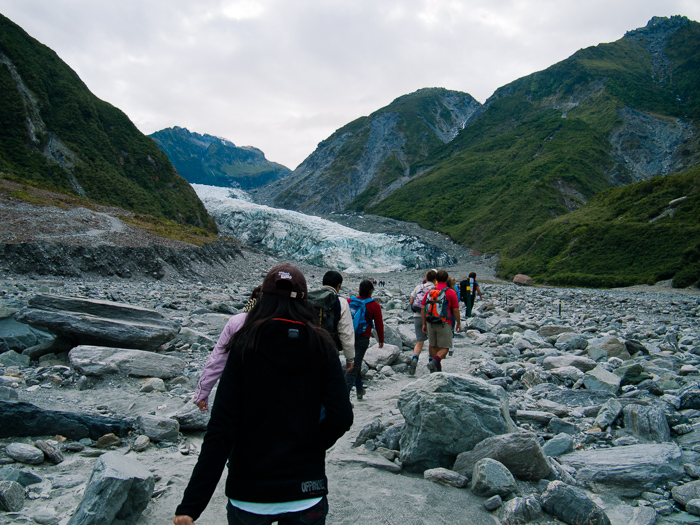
[193,313,247,405]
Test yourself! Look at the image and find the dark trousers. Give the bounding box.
[464,294,474,318]
[226,497,327,525]
[345,334,369,392]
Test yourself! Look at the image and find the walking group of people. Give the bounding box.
[408,269,482,375]
[173,263,480,524]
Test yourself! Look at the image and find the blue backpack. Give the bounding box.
[349,297,374,334]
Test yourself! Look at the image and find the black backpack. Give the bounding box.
[459,279,469,302]
[307,288,341,342]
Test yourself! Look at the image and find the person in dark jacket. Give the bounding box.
[174,263,353,525]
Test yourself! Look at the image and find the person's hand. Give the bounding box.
[422,324,427,334]
[195,399,209,411]
[345,362,354,372]
[456,323,462,333]
[379,342,384,348]
[174,515,195,525]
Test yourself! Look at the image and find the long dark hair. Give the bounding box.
[224,292,332,358]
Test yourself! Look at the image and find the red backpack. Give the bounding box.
[425,288,449,324]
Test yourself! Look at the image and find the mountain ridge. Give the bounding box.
[252,87,481,213]
[371,16,700,255]
[149,126,291,190]
[0,14,217,233]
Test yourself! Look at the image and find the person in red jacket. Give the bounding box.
[345,279,384,400]
[422,269,461,373]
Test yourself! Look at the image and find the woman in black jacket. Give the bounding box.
[174,264,353,525]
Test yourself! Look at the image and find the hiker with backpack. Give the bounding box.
[408,269,437,375]
[307,271,355,371]
[193,285,261,411]
[459,271,483,318]
[345,279,384,400]
[421,269,461,373]
[174,264,353,525]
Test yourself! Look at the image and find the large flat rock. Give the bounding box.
[14,295,180,351]
[69,345,185,379]
[559,443,684,487]
[0,401,134,440]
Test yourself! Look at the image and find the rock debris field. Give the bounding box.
[1,250,700,525]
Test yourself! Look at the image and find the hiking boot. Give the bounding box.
[408,358,418,375]
[427,360,437,373]
[356,386,366,400]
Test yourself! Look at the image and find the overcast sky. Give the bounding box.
[1,1,699,170]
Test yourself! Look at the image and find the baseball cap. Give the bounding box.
[261,264,307,300]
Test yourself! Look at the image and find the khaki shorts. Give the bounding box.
[414,316,428,342]
[427,321,453,349]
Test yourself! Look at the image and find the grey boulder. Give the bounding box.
[470,458,516,498]
[453,432,552,481]
[541,480,611,525]
[559,443,684,487]
[137,415,179,443]
[69,345,185,379]
[67,451,154,525]
[423,467,469,488]
[5,443,44,465]
[672,480,700,509]
[398,373,515,473]
[363,343,401,369]
[14,294,180,352]
[0,400,134,440]
[0,480,25,512]
[498,496,543,524]
[622,403,671,443]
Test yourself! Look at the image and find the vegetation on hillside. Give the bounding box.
[497,165,700,288]
[0,14,217,233]
[369,17,700,287]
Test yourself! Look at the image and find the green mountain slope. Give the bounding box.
[0,14,216,233]
[254,87,482,213]
[149,127,291,190]
[371,16,700,258]
[498,164,700,288]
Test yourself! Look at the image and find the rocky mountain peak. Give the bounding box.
[253,88,481,214]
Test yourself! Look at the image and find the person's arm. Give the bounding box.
[452,306,462,332]
[476,284,483,301]
[176,349,241,520]
[319,342,354,449]
[193,313,246,410]
[449,289,461,332]
[337,300,355,368]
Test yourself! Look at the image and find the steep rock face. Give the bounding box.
[149,127,291,190]
[253,88,481,214]
[0,241,243,281]
[609,107,694,184]
[0,14,216,233]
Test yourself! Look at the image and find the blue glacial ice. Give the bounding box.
[192,184,455,273]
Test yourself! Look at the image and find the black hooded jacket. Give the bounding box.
[176,318,353,520]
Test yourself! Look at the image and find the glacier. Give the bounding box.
[192,184,455,273]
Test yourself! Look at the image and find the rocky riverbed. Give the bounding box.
[1,247,700,524]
